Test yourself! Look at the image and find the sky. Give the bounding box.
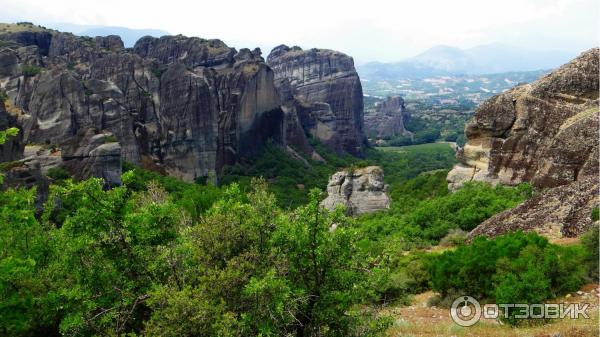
[0,0,597,64]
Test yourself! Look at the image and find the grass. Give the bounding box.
[384,284,599,337]
[0,22,48,33]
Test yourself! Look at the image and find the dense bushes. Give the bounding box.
[402,182,532,241]
[1,175,392,336]
[1,135,590,335]
[358,173,532,245]
[122,162,223,219]
[46,167,70,181]
[428,231,588,325]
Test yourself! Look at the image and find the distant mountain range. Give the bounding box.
[358,44,579,79]
[47,23,169,47]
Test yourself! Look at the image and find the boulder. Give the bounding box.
[62,129,122,188]
[321,166,390,215]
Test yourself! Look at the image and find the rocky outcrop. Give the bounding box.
[133,35,235,68]
[448,48,599,239]
[61,130,122,188]
[448,48,599,191]
[321,166,390,215]
[468,176,598,240]
[364,96,411,139]
[267,45,365,156]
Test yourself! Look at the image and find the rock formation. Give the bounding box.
[267,45,366,156]
[364,96,412,139]
[0,99,24,162]
[0,29,281,183]
[468,176,598,240]
[0,26,367,186]
[447,48,599,239]
[321,166,390,215]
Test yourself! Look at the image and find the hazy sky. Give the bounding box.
[0,0,597,64]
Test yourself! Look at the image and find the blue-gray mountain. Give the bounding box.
[358,44,578,79]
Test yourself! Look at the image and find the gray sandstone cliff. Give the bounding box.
[0,29,286,183]
[446,48,599,239]
[0,27,367,186]
[267,45,366,156]
[364,96,411,140]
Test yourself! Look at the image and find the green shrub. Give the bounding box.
[358,178,531,245]
[369,250,432,304]
[103,134,118,143]
[580,223,599,280]
[21,65,41,77]
[0,91,7,103]
[591,207,599,221]
[439,228,468,246]
[428,231,587,325]
[46,167,70,181]
[121,163,223,219]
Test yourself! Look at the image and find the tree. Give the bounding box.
[0,187,49,335]
[39,179,183,336]
[271,189,377,337]
[0,127,19,184]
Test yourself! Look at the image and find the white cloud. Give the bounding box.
[0,0,596,63]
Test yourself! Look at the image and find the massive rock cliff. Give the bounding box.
[321,166,390,215]
[447,48,599,239]
[0,28,289,183]
[267,45,366,156]
[0,26,368,185]
[364,96,411,140]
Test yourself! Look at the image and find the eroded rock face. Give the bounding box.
[0,29,287,183]
[321,166,390,215]
[62,129,122,188]
[468,176,598,240]
[0,100,23,162]
[448,48,599,191]
[133,35,235,68]
[1,28,369,185]
[448,48,600,239]
[267,45,365,156]
[364,96,411,139]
